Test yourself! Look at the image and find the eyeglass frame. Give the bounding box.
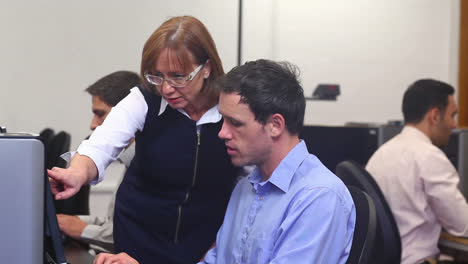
[144,63,205,88]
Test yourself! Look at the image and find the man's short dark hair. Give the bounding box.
[218,59,305,135]
[86,71,141,106]
[402,79,455,124]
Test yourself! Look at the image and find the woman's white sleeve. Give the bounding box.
[76,87,148,183]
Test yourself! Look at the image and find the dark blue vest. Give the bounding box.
[114,88,238,264]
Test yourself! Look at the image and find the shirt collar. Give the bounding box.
[158,97,222,125]
[158,97,169,116]
[401,125,432,144]
[249,140,309,193]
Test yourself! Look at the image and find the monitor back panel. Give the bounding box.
[0,135,44,263]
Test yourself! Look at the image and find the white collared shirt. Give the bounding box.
[366,126,468,264]
[77,87,222,183]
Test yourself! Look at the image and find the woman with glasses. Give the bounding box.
[48,16,240,264]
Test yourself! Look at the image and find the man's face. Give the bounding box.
[90,95,112,131]
[432,95,457,147]
[218,92,272,167]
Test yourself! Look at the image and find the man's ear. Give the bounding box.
[268,113,286,137]
[427,107,441,125]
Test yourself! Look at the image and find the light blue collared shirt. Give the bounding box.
[199,141,356,264]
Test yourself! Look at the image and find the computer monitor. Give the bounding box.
[0,133,66,264]
[300,125,401,172]
[441,129,468,200]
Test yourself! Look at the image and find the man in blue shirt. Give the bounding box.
[200,59,356,264]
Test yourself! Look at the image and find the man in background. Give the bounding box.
[57,70,140,252]
[366,79,468,264]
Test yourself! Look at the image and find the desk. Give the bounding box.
[439,232,468,263]
[64,240,95,264]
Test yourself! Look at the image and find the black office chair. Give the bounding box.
[346,185,377,264]
[46,131,70,170]
[48,131,90,215]
[39,128,55,152]
[336,160,401,264]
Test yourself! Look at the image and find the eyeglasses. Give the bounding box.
[144,64,204,88]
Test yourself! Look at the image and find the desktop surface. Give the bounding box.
[65,240,95,264]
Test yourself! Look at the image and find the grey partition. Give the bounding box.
[0,134,44,264]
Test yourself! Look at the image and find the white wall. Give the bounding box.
[0,0,239,149]
[0,0,461,147]
[243,0,460,125]
[0,0,460,218]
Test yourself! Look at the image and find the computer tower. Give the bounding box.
[300,125,402,172]
[0,133,45,263]
[442,129,468,200]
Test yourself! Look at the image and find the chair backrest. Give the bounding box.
[47,131,90,215]
[346,185,377,264]
[46,131,71,169]
[336,160,401,264]
[39,128,55,152]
